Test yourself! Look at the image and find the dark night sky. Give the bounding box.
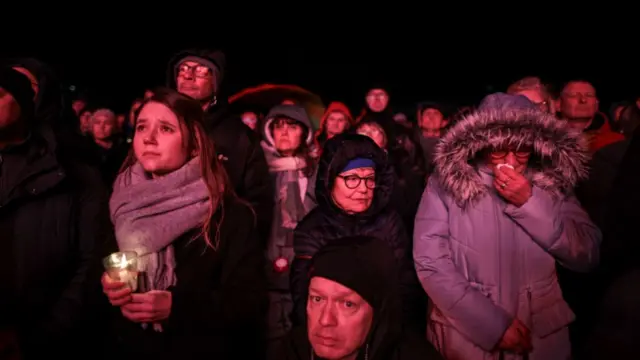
[2,35,637,113]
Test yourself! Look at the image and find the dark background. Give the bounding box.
[2,39,636,115]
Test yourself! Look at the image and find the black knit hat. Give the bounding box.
[308,235,397,310]
[0,67,35,116]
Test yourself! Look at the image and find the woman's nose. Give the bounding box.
[143,129,157,144]
[356,180,368,193]
[504,152,518,167]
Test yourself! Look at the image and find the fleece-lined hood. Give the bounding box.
[261,104,314,152]
[434,92,590,208]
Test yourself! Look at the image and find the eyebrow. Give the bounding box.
[309,287,356,299]
[344,170,375,176]
[158,119,177,128]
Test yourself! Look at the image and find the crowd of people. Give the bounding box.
[1,48,639,359]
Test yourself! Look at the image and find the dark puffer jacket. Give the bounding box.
[290,134,425,333]
[166,49,274,245]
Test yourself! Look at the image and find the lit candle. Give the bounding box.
[103,251,139,291]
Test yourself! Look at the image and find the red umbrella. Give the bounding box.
[229,84,325,129]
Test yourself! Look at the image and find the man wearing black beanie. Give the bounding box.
[273,236,442,360]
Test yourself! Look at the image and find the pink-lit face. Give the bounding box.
[133,101,190,178]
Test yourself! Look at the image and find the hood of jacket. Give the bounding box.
[315,133,394,219]
[317,102,354,133]
[261,104,313,152]
[434,92,589,208]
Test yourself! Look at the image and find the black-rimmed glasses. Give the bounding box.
[338,175,376,190]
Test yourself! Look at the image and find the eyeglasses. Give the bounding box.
[178,63,211,78]
[338,175,376,190]
[490,147,532,160]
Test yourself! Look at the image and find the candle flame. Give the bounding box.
[118,253,128,269]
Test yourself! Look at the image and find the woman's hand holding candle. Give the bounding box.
[121,290,172,323]
[101,273,133,306]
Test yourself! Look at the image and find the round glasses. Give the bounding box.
[178,63,212,78]
[338,175,376,190]
[490,147,532,160]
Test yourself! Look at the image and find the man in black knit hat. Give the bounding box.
[273,236,442,360]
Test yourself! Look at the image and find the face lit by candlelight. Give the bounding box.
[134,101,191,178]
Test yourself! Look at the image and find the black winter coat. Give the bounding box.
[0,127,111,359]
[107,197,267,359]
[290,134,426,333]
[166,48,274,245]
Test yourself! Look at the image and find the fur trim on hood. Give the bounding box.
[434,93,590,208]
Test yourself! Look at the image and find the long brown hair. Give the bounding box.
[120,87,233,250]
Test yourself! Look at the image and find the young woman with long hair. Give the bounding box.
[101,88,266,359]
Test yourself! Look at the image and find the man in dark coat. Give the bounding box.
[276,236,441,360]
[0,68,111,358]
[166,49,273,244]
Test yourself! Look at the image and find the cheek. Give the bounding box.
[518,157,531,170]
[161,135,189,161]
[366,98,375,107]
[365,189,374,199]
[332,184,350,200]
[567,100,580,108]
[132,136,145,157]
[339,315,371,349]
[273,131,286,146]
[196,78,214,93]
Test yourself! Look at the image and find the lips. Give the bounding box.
[313,334,339,346]
[142,152,160,157]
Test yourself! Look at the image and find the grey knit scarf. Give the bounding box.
[109,157,211,293]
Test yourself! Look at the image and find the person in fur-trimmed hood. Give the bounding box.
[413,93,601,360]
